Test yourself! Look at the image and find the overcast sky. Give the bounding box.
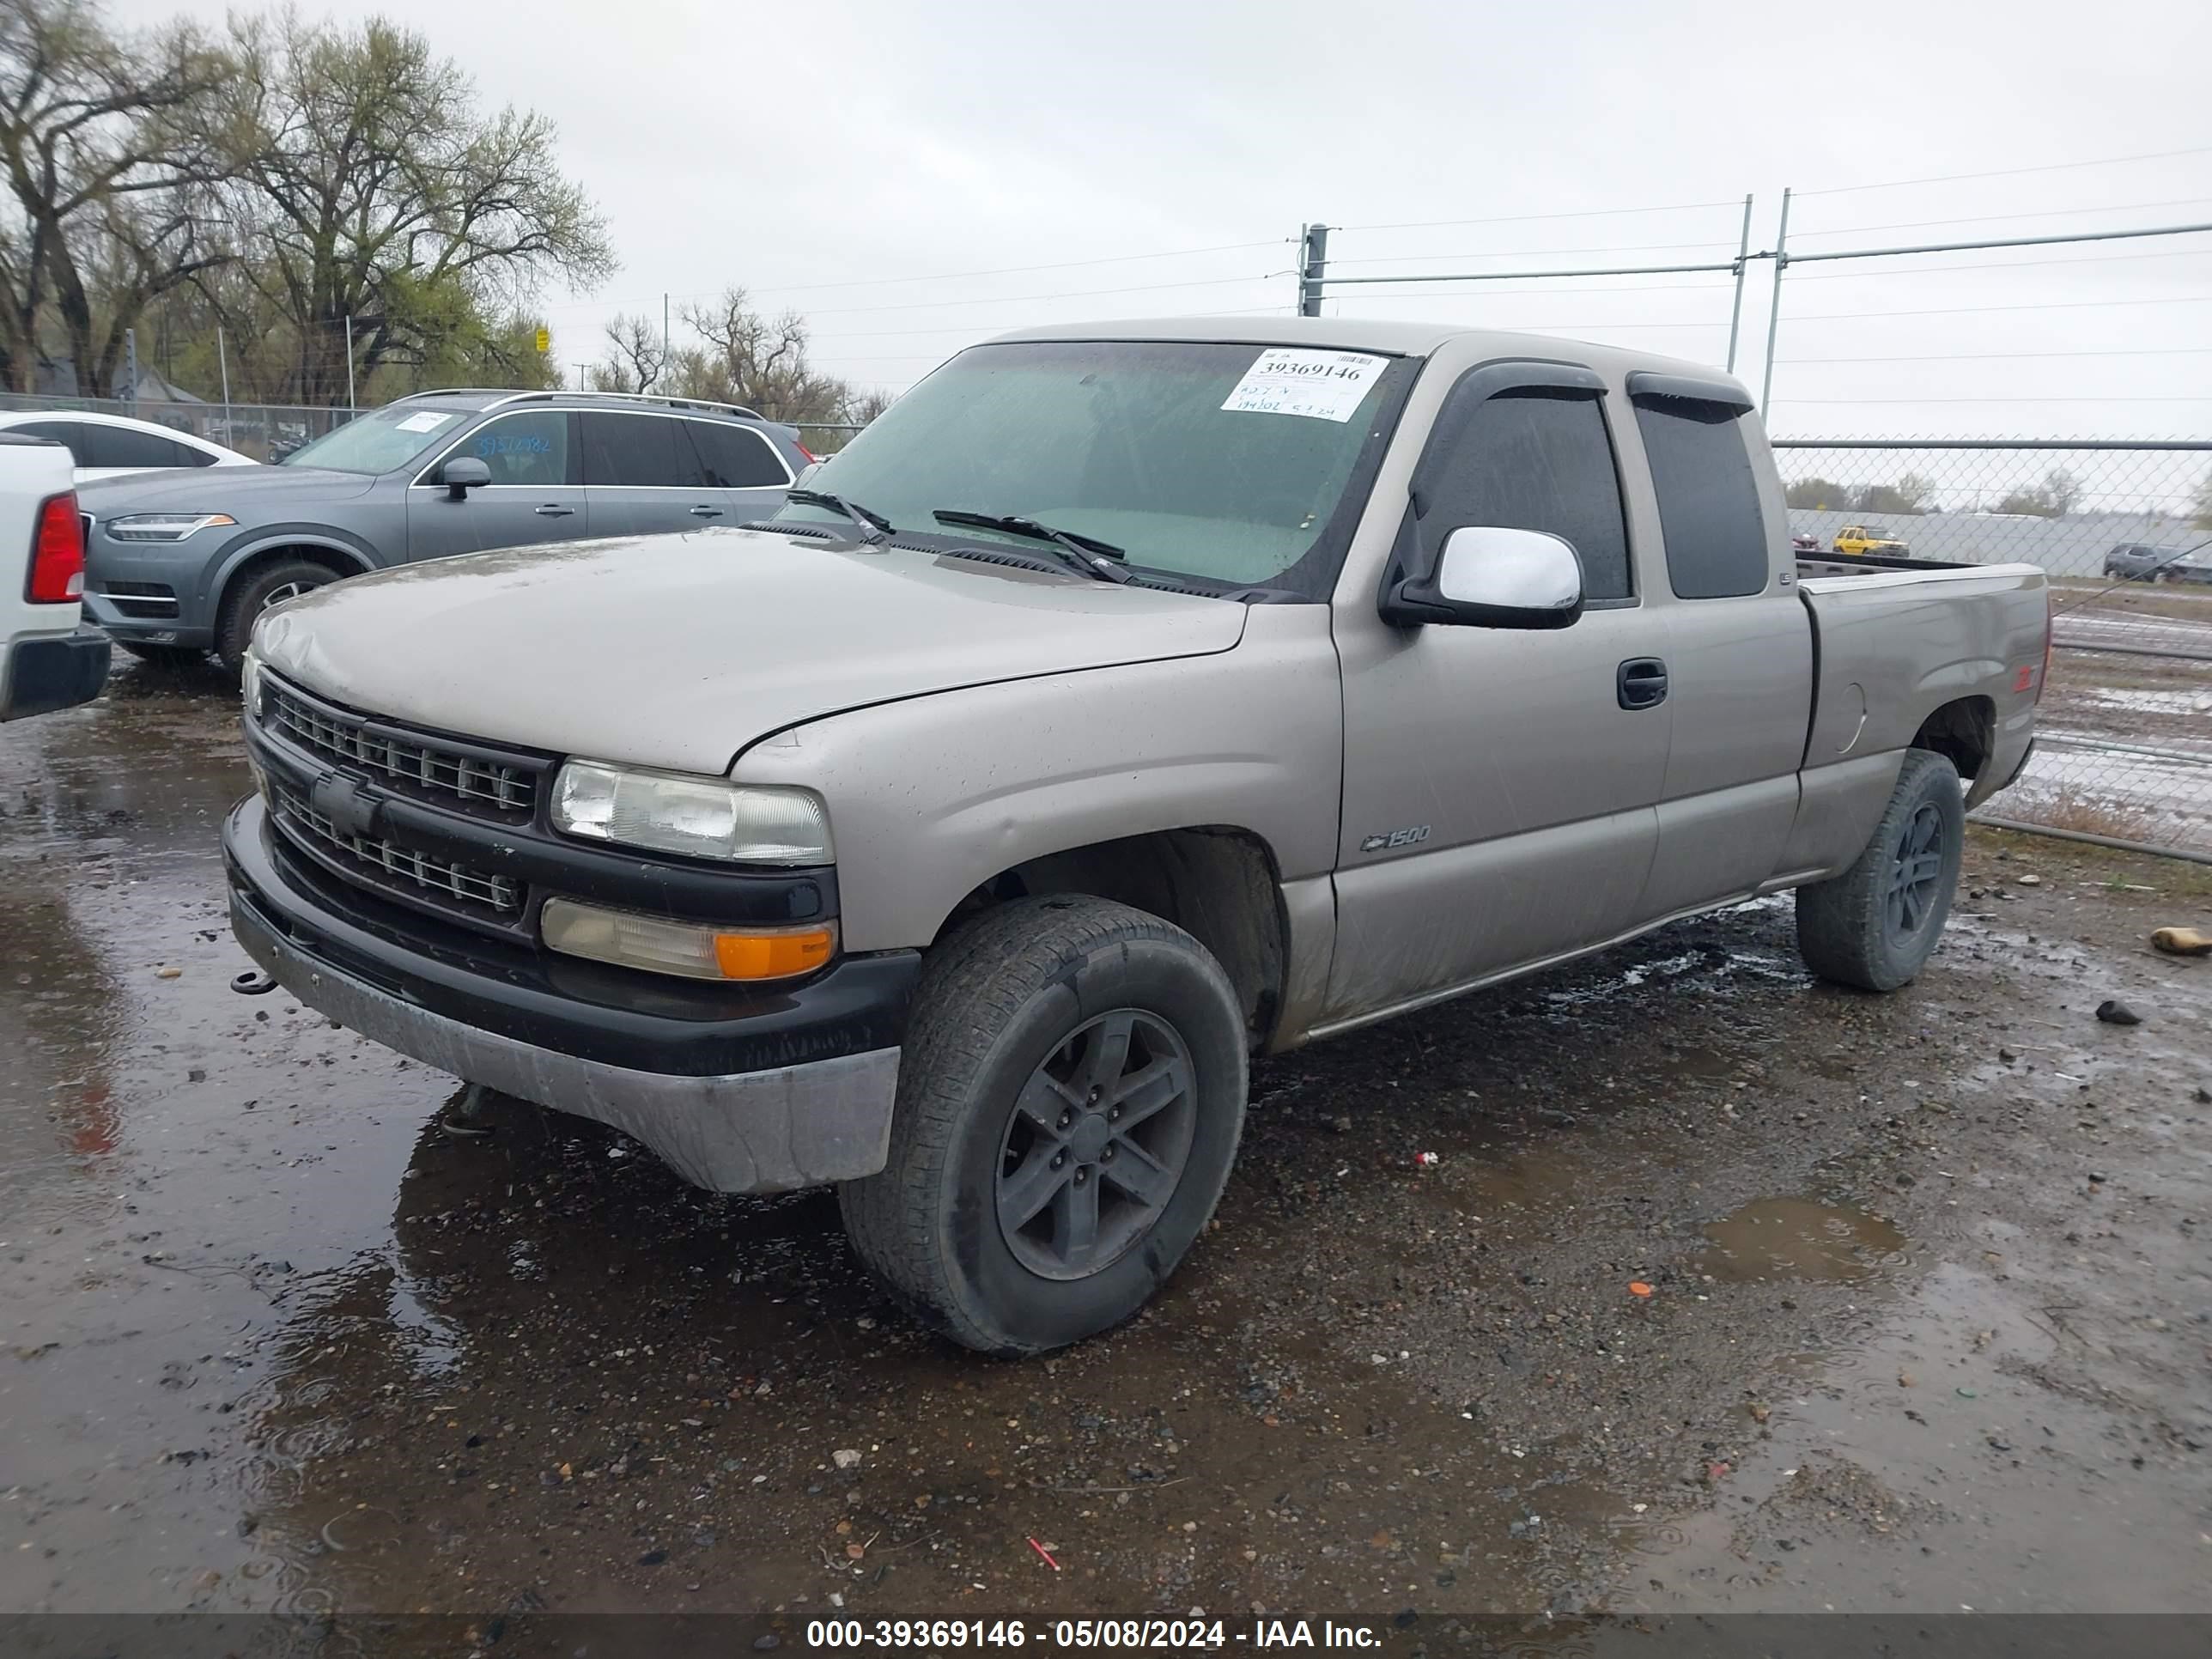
[118,0,2212,457]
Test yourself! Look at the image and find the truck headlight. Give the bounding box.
[105,513,236,542]
[550,761,832,865]
[240,647,264,719]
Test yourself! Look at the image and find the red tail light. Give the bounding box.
[26,492,83,604]
[797,443,818,464]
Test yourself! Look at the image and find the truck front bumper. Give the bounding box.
[223,794,915,1194]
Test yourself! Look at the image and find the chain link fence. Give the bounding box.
[1778,440,2212,859]
[0,390,357,462]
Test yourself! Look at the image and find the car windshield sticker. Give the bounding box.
[1221,349,1388,422]
[395,411,454,434]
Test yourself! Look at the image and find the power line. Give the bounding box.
[746,238,1292,295]
[1790,195,2212,240]
[1772,396,2212,404]
[1334,198,1740,234]
[1777,347,2212,364]
[800,273,1287,317]
[1340,278,1737,301]
[1783,295,2212,322]
[1426,319,1729,333]
[1324,235,1739,268]
[1783,246,2212,283]
[1798,143,2212,198]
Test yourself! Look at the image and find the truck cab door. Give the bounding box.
[1624,381,1812,918]
[407,410,588,563]
[1324,364,1671,1030]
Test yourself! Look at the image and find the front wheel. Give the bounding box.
[215,557,343,677]
[1796,749,1965,992]
[839,896,1248,1355]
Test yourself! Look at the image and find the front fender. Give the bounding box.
[202,526,382,613]
[728,605,1343,957]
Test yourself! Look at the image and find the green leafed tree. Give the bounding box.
[204,10,612,404]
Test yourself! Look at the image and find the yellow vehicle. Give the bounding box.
[1833,524,1911,556]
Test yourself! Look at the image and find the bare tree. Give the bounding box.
[209,12,614,404]
[670,288,845,421]
[589,311,664,394]
[839,384,895,425]
[0,0,231,394]
[1994,468,2086,520]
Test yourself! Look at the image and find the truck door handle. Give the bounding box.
[1617,658,1669,710]
[689,505,724,518]
[533,504,575,517]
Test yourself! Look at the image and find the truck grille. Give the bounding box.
[263,678,539,818]
[271,781,524,918]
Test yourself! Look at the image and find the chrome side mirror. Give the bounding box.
[1383,525,1585,629]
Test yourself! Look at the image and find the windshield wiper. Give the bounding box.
[932,510,1132,584]
[785,488,894,544]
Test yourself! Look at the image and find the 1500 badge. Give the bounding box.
[1359,824,1431,853]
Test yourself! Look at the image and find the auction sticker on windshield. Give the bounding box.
[1221,349,1387,422]
[395,411,454,434]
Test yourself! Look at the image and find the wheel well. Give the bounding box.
[219,543,363,611]
[939,827,1287,1048]
[1912,695,1995,781]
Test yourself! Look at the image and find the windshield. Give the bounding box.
[789,339,1413,592]
[279,404,478,475]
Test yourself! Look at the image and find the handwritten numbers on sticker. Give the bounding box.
[1221,349,1388,422]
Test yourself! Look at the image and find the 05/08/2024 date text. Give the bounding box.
[806,1620,1388,1650]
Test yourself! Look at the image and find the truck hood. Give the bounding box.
[254,528,1250,774]
[76,464,376,514]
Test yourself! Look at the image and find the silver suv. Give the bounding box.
[77,389,811,673]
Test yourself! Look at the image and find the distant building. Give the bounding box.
[31,358,207,403]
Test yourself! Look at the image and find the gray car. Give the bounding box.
[77,389,811,672]
[2103,542,2211,584]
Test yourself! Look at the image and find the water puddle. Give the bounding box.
[1692,1197,1910,1283]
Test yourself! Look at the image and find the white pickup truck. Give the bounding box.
[222,319,2049,1353]
[0,433,110,721]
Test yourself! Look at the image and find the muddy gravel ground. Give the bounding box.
[2,665,2209,1645]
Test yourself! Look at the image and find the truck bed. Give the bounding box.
[1793,555,2049,810]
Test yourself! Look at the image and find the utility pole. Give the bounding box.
[1759,188,1792,417]
[217,326,231,436]
[344,314,357,411]
[1724,193,1754,374]
[1298,224,1330,318]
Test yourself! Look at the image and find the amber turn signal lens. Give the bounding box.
[541,897,836,983]
[714,926,836,981]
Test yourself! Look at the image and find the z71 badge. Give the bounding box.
[1359,824,1431,853]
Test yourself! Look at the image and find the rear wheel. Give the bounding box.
[215,557,344,677]
[839,896,1247,1355]
[1796,749,1964,992]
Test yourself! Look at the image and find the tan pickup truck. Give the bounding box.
[223,319,2049,1353]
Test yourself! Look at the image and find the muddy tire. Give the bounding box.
[1796,749,1965,992]
[839,896,1247,1356]
[216,557,344,677]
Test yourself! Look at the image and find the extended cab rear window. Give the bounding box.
[1632,395,1769,599]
